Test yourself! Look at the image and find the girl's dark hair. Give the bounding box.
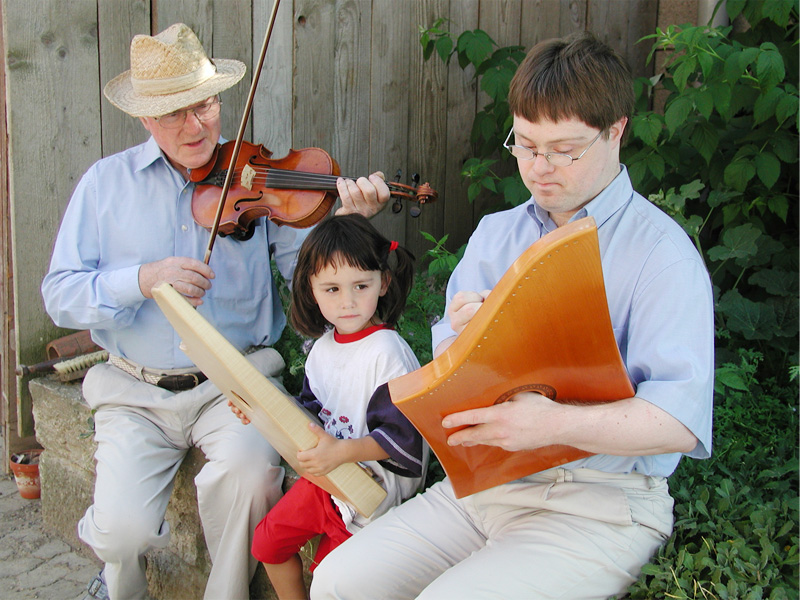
[508,31,634,135]
[290,214,416,338]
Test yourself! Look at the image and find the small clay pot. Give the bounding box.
[9,449,42,499]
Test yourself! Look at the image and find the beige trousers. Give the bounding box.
[79,348,285,600]
[311,468,674,600]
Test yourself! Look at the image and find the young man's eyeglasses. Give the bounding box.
[154,97,222,129]
[503,128,604,167]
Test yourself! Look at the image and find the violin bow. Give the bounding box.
[203,0,282,265]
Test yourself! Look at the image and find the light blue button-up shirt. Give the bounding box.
[42,136,311,369]
[431,166,714,477]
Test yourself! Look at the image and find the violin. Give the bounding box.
[190,140,438,241]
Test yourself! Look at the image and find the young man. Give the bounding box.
[41,23,388,600]
[310,31,714,600]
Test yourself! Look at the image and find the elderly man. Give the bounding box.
[42,23,388,600]
[311,31,713,600]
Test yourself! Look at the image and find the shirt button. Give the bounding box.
[181,225,188,231]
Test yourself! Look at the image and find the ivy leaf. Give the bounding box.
[753,87,782,125]
[632,113,662,147]
[762,0,795,27]
[766,194,788,221]
[707,223,761,261]
[757,43,785,91]
[723,159,756,191]
[715,366,750,391]
[691,121,719,163]
[708,81,732,120]
[480,67,513,103]
[434,35,453,63]
[748,268,798,297]
[754,151,781,189]
[775,91,798,124]
[695,87,715,120]
[646,151,665,180]
[717,290,777,341]
[457,30,494,68]
[665,95,694,135]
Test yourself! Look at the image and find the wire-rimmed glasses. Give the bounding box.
[503,128,604,166]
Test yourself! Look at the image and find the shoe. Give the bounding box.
[83,570,109,600]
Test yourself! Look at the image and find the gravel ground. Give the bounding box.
[0,474,100,600]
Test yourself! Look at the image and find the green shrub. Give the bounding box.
[620,349,799,599]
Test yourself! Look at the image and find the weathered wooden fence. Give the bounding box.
[1,0,660,442]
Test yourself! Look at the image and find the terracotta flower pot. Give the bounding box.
[9,449,42,499]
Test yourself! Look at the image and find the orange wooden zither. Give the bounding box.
[388,217,634,498]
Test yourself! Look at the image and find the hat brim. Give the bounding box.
[103,58,246,118]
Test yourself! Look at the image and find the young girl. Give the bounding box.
[251,214,427,599]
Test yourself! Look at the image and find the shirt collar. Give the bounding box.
[333,323,392,343]
[133,136,167,173]
[526,165,633,232]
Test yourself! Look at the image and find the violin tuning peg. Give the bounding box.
[394,169,402,183]
[392,199,403,214]
[409,204,421,218]
[412,173,420,186]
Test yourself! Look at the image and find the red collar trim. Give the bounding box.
[334,323,393,343]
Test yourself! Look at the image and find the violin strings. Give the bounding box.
[227,167,407,192]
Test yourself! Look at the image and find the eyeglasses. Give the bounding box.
[503,128,604,167]
[154,98,222,129]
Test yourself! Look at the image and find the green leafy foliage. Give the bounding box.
[624,1,799,380]
[420,18,529,208]
[619,350,799,599]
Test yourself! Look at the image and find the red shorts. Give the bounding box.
[252,477,352,571]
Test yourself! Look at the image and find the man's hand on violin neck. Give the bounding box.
[139,256,215,307]
[334,172,390,218]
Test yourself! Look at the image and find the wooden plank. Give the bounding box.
[520,0,581,47]
[587,0,657,79]
[439,0,479,253]
[252,0,293,157]
[212,0,253,141]
[293,0,336,151]
[367,0,413,246]
[332,0,372,181]
[471,0,522,226]
[404,0,448,256]
[98,0,150,156]
[4,0,101,435]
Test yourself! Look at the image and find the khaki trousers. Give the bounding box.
[311,468,674,600]
[79,348,285,600]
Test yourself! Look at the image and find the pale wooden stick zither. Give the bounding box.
[153,282,386,517]
[388,217,635,499]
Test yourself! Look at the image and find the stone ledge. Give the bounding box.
[30,377,304,600]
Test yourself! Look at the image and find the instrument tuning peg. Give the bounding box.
[394,169,402,183]
[392,200,403,214]
[409,204,421,218]
[412,173,420,186]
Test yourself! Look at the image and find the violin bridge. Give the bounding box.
[241,163,256,191]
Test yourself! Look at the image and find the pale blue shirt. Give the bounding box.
[431,166,714,477]
[42,136,310,369]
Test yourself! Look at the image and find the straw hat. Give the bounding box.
[103,23,246,118]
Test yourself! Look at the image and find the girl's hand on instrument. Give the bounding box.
[448,290,492,336]
[335,172,390,218]
[228,400,250,425]
[442,392,557,452]
[139,256,215,307]
[297,423,346,477]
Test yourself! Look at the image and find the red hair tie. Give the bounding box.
[389,241,399,252]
